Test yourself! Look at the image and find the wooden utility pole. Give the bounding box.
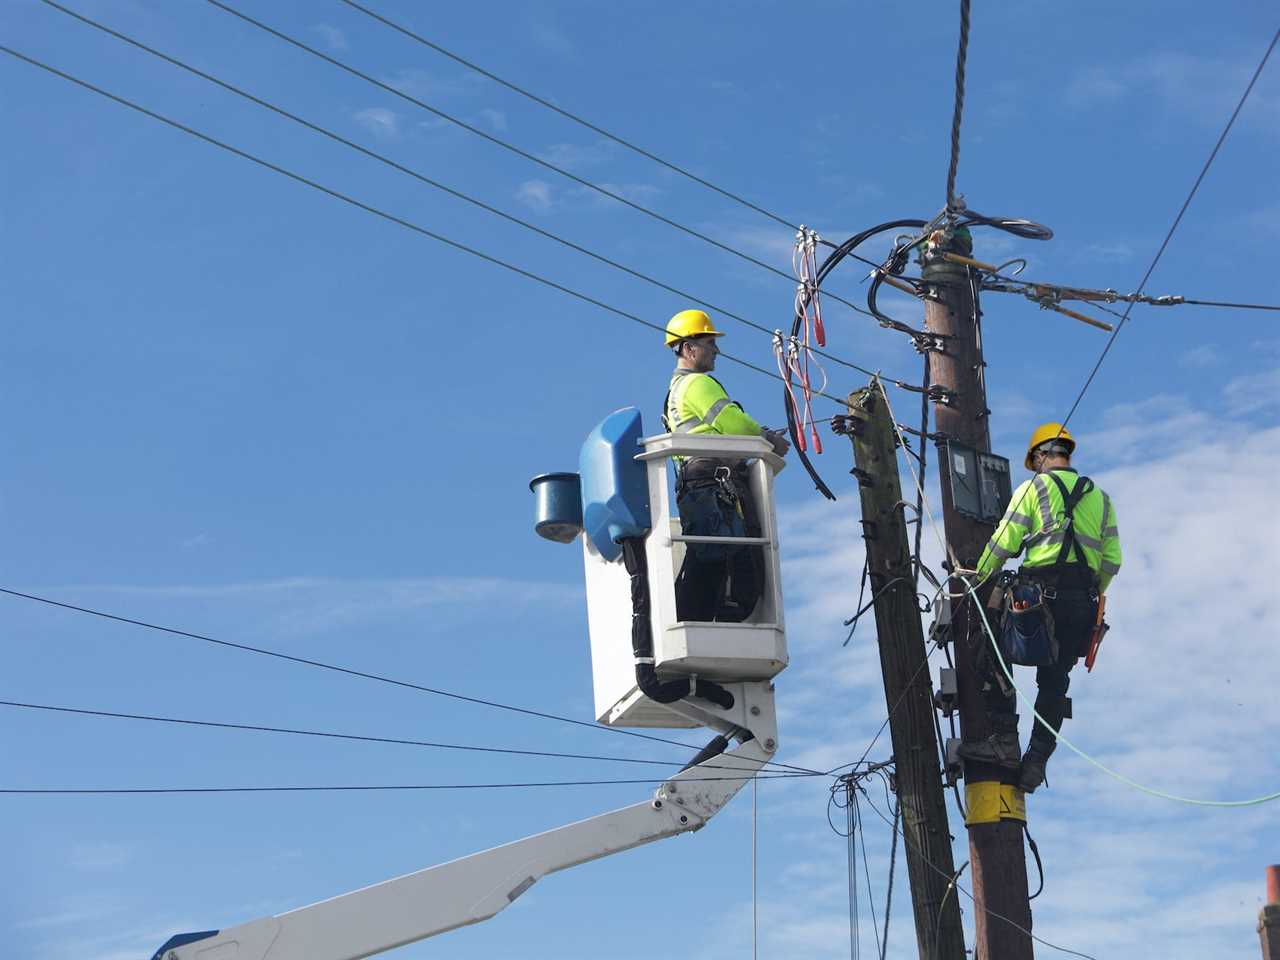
[921,230,1034,958]
[842,384,966,960]
[1261,865,1280,960]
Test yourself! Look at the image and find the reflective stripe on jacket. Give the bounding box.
[976,468,1123,593]
[663,369,763,438]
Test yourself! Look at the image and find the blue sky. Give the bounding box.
[2,1,1278,958]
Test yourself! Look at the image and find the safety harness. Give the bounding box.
[995,472,1097,667]
[1042,472,1097,591]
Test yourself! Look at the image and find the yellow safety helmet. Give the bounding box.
[1025,422,1075,470]
[664,309,725,347]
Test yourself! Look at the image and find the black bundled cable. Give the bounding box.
[620,538,734,710]
[1024,823,1046,899]
[956,206,1053,242]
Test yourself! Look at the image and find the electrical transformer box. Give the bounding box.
[942,440,1012,525]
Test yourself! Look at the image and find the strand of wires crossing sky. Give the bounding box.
[0,699,812,776]
[195,0,876,322]
[33,0,911,391]
[1054,23,1280,433]
[335,0,802,233]
[0,586,822,777]
[0,44,888,411]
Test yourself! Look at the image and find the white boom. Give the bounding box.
[153,682,779,960]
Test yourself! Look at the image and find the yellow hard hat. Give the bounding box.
[1025,422,1075,470]
[665,309,725,346]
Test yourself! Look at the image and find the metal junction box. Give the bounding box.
[942,440,1012,525]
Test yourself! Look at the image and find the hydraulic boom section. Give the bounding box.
[152,686,776,960]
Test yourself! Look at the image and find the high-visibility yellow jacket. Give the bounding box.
[976,468,1122,593]
[663,369,763,439]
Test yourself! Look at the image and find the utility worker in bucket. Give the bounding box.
[662,309,789,622]
[960,422,1122,793]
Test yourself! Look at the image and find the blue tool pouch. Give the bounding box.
[999,581,1059,667]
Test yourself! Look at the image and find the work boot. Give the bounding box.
[957,715,1021,769]
[1018,745,1052,794]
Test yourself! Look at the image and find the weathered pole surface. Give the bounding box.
[921,231,1034,958]
[843,383,965,960]
[1261,864,1280,960]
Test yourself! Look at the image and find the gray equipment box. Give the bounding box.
[942,441,1012,525]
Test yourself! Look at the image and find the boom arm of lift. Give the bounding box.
[151,684,778,960]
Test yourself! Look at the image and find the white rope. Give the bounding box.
[876,381,1280,808]
[752,775,759,960]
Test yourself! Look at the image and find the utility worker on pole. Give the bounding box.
[960,423,1122,793]
[663,309,789,622]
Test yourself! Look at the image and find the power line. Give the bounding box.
[0,773,812,796]
[1058,25,1280,431]
[856,788,1099,960]
[336,0,801,233]
[0,587,822,776]
[36,0,902,386]
[1179,298,1280,312]
[944,0,971,209]
[0,699,761,773]
[202,0,877,322]
[0,44,853,408]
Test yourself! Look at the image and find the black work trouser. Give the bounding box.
[673,480,762,623]
[986,583,1097,755]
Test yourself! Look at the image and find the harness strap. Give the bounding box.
[1046,472,1094,571]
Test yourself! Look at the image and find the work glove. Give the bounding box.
[764,429,790,458]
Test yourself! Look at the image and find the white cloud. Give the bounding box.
[1078,241,1134,262]
[1223,367,1280,416]
[528,21,572,56]
[539,140,614,170]
[516,179,554,212]
[1066,50,1280,130]
[352,107,400,141]
[310,23,347,51]
[747,364,1280,959]
[1179,344,1221,369]
[477,108,507,132]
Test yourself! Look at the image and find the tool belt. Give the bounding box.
[1018,562,1097,597]
[990,571,1059,667]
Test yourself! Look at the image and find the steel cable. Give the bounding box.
[944,0,971,209]
[202,0,878,322]
[337,0,802,233]
[37,0,900,386]
[0,587,822,776]
[0,44,854,408]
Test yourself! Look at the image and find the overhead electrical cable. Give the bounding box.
[1057,24,1279,432]
[201,0,877,322]
[855,787,1098,960]
[944,0,971,209]
[0,773,812,796]
[38,0,905,386]
[0,587,822,776]
[0,699,771,773]
[1178,298,1280,311]
[336,0,802,233]
[0,45,853,410]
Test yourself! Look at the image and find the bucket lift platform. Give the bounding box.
[151,408,790,960]
[581,427,788,728]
